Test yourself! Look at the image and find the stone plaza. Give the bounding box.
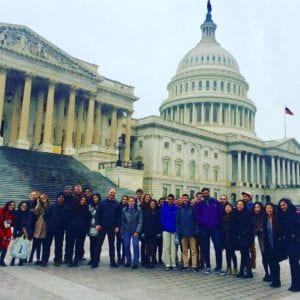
[0,240,298,300]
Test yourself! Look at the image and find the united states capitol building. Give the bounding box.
[0,2,299,203]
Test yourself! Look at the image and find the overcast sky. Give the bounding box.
[1,0,299,142]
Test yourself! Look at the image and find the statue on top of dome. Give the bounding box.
[207,0,212,14]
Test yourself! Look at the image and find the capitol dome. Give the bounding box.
[160,1,257,138]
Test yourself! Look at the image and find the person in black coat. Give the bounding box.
[234,200,254,279]
[10,201,34,266]
[95,188,121,268]
[66,196,91,267]
[263,203,285,288]
[142,199,162,268]
[278,198,300,292]
[42,193,68,267]
[221,203,238,275]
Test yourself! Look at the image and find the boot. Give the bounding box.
[244,262,253,279]
[236,264,244,278]
[10,258,15,266]
[0,249,7,266]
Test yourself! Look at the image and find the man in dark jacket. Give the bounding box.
[42,193,68,267]
[95,188,121,268]
[176,194,198,272]
[195,188,224,274]
[64,186,76,207]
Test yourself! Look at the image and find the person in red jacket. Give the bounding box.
[0,201,16,266]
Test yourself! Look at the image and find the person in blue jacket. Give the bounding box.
[160,193,178,271]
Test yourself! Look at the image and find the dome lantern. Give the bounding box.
[200,0,217,42]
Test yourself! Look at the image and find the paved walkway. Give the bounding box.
[0,240,299,300]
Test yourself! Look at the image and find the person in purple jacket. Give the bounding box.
[195,187,224,275]
[160,194,178,271]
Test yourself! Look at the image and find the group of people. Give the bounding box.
[0,185,299,293]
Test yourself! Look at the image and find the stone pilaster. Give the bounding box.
[55,96,66,147]
[32,88,45,149]
[124,110,133,162]
[85,94,95,146]
[93,102,102,145]
[75,99,84,149]
[110,106,117,146]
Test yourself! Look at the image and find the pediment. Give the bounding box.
[275,139,300,155]
[0,23,98,80]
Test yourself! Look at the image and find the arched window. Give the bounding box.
[206,81,210,91]
[213,81,217,91]
[227,82,231,93]
[180,84,183,94]
[199,81,202,91]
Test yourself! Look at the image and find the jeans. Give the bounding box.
[66,231,86,263]
[201,228,222,270]
[123,231,140,265]
[43,230,64,263]
[89,236,98,264]
[162,231,176,268]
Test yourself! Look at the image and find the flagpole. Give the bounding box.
[284,106,287,139]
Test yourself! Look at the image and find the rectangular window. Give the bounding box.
[213,170,218,182]
[175,86,178,95]
[164,142,169,149]
[213,106,218,123]
[162,185,170,197]
[185,82,188,92]
[175,188,180,199]
[180,84,183,94]
[204,150,209,157]
[192,81,195,91]
[204,168,209,181]
[234,84,236,94]
[227,82,231,93]
[177,144,182,152]
[221,82,224,91]
[214,153,218,159]
[163,160,169,176]
[138,141,143,148]
[175,161,182,177]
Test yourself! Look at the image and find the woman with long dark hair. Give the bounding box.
[251,202,271,282]
[278,198,300,292]
[66,196,90,267]
[0,201,16,266]
[143,199,161,268]
[235,200,254,279]
[221,203,238,275]
[89,193,101,268]
[263,203,286,288]
[10,201,34,266]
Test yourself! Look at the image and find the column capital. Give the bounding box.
[48,79,56,87]
[0,65,9,75]
[126,109,134,116]
[69,85,79,94]
[24,72,34,80]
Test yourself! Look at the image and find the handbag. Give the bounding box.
[10,235,32,259]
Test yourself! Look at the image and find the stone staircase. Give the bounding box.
[0,146,134,205]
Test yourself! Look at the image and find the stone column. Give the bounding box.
[110,106,117,146]
[228,104,231,126]
[8,82,23,146]
[250,153,254,185]
[262,156,266,186]
[227,152,233,184]
[242,107,245,128]
[75,99,84,149]
[244,152,248,186]
[287,160,291,186]
[277,157,281,186]
[292,161,296,186]
[237,151,242,186]
[256,155,261,187]
[271,156,276,187]
[65,86,77,154]
[193,103,197,125]
[219,103,223,126]
[55,96,66,147]
[0,67,7,145]
[40,80,56,152]
[94,102,102,145]
[85,94,95,146]
[282,159,286,186]
[176,106,180,123]
[210,103,214,125]
[15,73,33,149]
[296,162,300,186]
[183,104,187,124]
[33,88,45,148]
[201,103,205,125]
[235,106,238,126]
[124,110,133,162]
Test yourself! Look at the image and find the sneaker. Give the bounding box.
[165,267,171,271]
[263,275,272,282]
[231,268,237,276]
[219,270,226,276]
[91,264,99,269]
[204,267,211,274]
[193,268,199,273]
[172,267,177,271]
[270,282,281,288]
[132,264,138,270]
[180,267,187,271]
[288,286,300,292]
[40,262,47,267]
[54,261,61,267]
[34,260,42,265]
[226,268,232,275]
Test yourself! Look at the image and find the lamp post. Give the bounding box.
[114,136,126,167]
